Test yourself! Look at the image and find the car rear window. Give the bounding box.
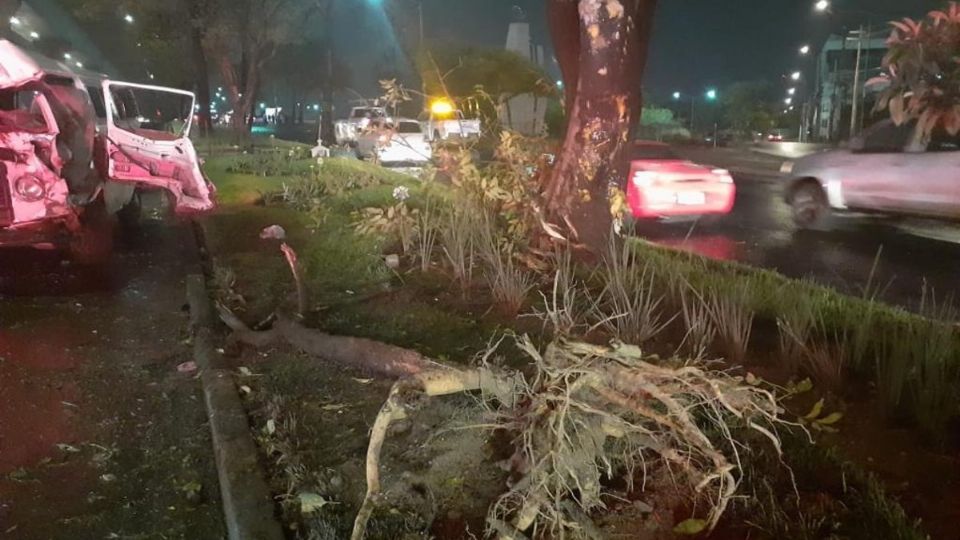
[631,144,680,160]
[352,108,385,119]
[398,121,422,134]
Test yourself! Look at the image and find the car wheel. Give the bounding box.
[790,182,830,230]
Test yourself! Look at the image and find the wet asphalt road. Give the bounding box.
[640,171,960,315]
[0,217,224,538]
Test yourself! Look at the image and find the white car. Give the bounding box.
[424,110,481,142]
[784,119,960,229]
[335,106,389,146]
[356,119,431,166]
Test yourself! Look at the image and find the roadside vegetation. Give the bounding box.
[197,132,956,539]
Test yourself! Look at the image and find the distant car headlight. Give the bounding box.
[780,161,795,174]
[14,175,46,202]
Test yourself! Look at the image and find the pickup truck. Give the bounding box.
[424,110,481,142]
[783,119,960,230]
[334,106,389,146]
[0,40,214,263]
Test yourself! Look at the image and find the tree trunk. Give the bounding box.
[543,0,657,254]
[191,27,213,136]
[320,0,336,145]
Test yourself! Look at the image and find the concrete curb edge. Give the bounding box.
[187,274,285,540]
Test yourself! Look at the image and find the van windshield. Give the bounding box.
[0,88,50,133]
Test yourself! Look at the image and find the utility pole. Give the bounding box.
[690,98,696,133]
[418,1,424,48]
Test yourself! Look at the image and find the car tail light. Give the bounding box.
[14,175,46,202]
[632,170,659,187]
[711,169,734,184]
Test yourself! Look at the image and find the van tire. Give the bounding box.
[116,191,142,230]
[68,199,114,265]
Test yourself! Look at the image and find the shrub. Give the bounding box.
[478,217,534,314]
[708,282,754,365]
[592,240,671,345]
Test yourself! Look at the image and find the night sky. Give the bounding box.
[341,0,943,103]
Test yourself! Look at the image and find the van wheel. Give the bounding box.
[68,200,114,265]
[116,191,142,230]
[790,181,830,230]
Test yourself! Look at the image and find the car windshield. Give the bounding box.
[397,121,421,134]
[630,144,680,160]
[352,108,385,119]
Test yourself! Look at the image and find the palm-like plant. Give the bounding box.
[873,3,960,141]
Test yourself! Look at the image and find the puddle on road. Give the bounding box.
[650,233,745,262]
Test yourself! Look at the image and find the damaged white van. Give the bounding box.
[0,40,214,262]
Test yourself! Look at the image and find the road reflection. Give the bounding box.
[637,177,960,316]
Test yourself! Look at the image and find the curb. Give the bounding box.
[187,274,285,540]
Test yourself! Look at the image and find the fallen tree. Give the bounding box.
[220,300,789,539]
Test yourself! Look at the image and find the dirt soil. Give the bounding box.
[0,216,224,539]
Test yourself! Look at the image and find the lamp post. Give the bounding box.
[813,1,893,138]
[674,89,717,136]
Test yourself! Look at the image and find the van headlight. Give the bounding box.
[14,175,46,202]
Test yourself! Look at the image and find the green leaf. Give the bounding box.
[299,492,337,514]
[673,518,708,535]
[804,398,825,421]
[791,378,814,395]
[816,412,844,426]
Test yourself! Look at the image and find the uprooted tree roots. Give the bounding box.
[220,297,789,539]
[223,234,790,538]
[347,336,790,540]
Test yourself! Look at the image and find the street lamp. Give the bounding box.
[787,87,796,95]
[790,71,802,81]
[785,97,793,105]
[799,44,811,55]
[814,0,830,12]
[124,13,135,24]
[672,91,681,100]
[705,89,717,100]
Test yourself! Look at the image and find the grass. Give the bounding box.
[593,240,671,345]
[734,429,926,540]
[201,145,953,537]
[631,237,960,431]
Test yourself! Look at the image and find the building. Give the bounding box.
[499,13,548,136]
[814,29,888,142]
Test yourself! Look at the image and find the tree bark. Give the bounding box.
[543,0,658,254]
[319,0,336,145]
[191,27,213,136]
